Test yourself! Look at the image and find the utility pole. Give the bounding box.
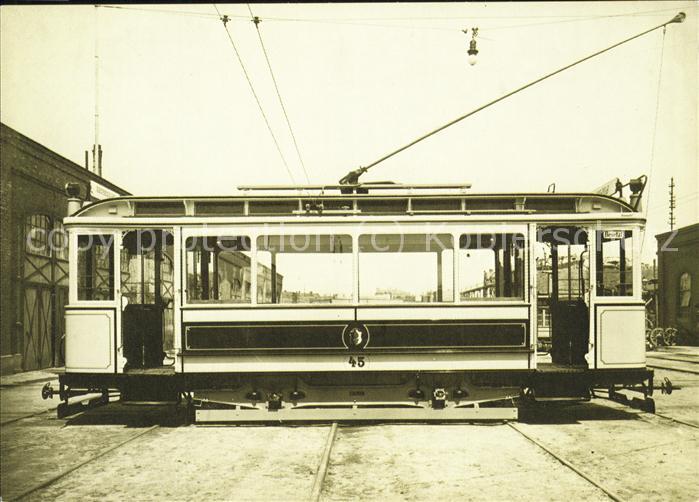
[668,177,676,230]
[90,4,102,177]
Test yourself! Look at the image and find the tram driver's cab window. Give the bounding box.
[596,230,633,297]
[359,234,454,304]
[257,235,353,304]
[185,236,252,303]
[459,234,525,301]
[77,234,115,301]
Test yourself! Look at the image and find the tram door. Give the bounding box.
[536,227,590,366]
[120,230,174,369]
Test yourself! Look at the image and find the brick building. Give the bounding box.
[0,123,130,374]
[656,223,699,345]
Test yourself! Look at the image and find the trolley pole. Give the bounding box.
[340,12,686,185]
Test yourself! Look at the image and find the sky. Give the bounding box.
[1,2,697,262]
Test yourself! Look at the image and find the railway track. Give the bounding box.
[647,359,699,376]
[310,422,338,502]
[309,420,637,502]
[0,393,108,428]
[1,409,57,427]
[646,351,699,376]
[12,425,160,501]
[506,422,624,501]
[647,364,699,375]
[4,358,696,502]
[647,355,699,365]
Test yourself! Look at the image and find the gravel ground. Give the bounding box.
[26,424,328,501]
[322,424,609,501]
[0,380,59,425]
[1,361,697,501]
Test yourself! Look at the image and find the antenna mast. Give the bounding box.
[668,177,676,230]
[92,4,102,177]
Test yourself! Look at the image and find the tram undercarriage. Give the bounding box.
[47,366,657,422]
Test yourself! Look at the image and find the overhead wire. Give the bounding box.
[645,192,699,214]
[100,4,689,190]
[247,4,311,184]
[641,26,667,253]
[258,6,692,22]
[212,4,297,185]
[350,13,683,181]
[100,4,693,33]
[100,4,221,19]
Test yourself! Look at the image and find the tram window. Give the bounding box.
[121,231,174,305]
[358,234,454,304]
[459,234,525,301]
[536,227,589,301]
[77,234,115,301]
[185,236,252,303]
[257,235,353,304]
[596,230,633,296]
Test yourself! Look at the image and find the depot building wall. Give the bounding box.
[0,123,129,374]
[656,223,699,345]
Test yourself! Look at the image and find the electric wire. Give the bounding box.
[645,192,698,214]
[484,8,692,31]
[99,4,693,33]
[641,26,667,253]
[100,4,220,19]
[352,13,683,181]
[263,6,693,22]
[247,4,311,184]
[212,4,297,184]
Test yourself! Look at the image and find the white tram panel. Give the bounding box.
[596,305,646,368]
[182,352,529,373]
[64,229,121,373]
[355,306,529,321]
[64,310,115,373]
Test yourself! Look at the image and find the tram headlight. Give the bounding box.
[65,182,81,198]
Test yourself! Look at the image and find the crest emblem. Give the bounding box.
[342,323,370,350]
[349,327,363,347]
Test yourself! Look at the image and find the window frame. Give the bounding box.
[679,272,692,314]
[594,228,636,298]
[180,223,531,308]
[257,234,354,305]
[358,232,456,304]
[69,229,120,306]
[457,232,528,302]
[181,225,360,308]
[184,235,254,305]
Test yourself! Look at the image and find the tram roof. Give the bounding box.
[69,188,638,220]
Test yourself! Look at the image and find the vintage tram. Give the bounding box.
[46,181,655,421]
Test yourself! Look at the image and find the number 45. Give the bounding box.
[348,356,365,368]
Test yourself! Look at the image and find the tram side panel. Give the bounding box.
[64,230,120,374]
[592,228,646,369]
